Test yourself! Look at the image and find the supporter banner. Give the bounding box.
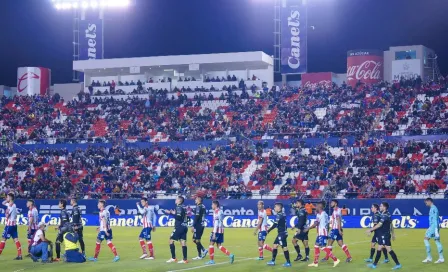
[1,214,447,229]
[3,200,448,217]
[80,11,103,60]
[281,0,307,74]
[347,49,383,87]
[301,72,332,89]
[392,59,421,82]
[17,67,51,96]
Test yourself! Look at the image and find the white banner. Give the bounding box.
[392,59,421,82]
[17,67,51,96]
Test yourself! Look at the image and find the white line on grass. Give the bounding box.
[13,269,25,272]
[166,258,254,272]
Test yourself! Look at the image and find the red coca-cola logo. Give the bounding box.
[347,60,382,81]
[303,80,332,89]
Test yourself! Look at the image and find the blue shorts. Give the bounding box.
[425,228,440,240]
[210,232,224,244]
[258,231,267,241]
[97,229,113,241]
[27,229,37,240]
[329,229,343,241]
[2,225,18,240]
[139,227,153,241]
[315,235,328,247]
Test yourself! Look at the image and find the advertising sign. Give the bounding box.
[79,11,103,60]
[392,59,421,82]
[301,72,332,89]
[17,67,51,96]
[347,49,383,87]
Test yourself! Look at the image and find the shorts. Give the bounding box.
[97,229,113,241]
[315,235,328,247]
[27,229,37,240]
[193,226,204,240]
[210,232,224,244]
[274,233,288,247]
[139,227,153,241]
[372,233,378,244]
[329,229,343,241]
[2,225,18,239]
[293,230,308,241]
[425,228,440,240]
[171,226,188,241]
[258,231,267,241]
[377,233,391,246]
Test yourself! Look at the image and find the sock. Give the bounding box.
[209,245,215,260]
[424,239,431,259]
[284,250,290,263]
[15,241,22,257]
[0,241,5,255]
[258,247,263,258]
[382,247,389,260]
[323,247,337,261]
[170,244,176,259]
[182,246,187,261]
[79,238,85,254]
[342,244,351,258]
[107,242,118,257]
[219,246,230,256]
[263,244,273,252]
[313,246,320,264]
[272,248,278,261]
[294,245,301,255]
[56,242,61,258]
[389,250,400,265]
[28,239,32,253]
[199,242,205,253]
[147,241,154,257]
[305,247,310,258]
[370,248,375,259]
[324,246,332,260]
[435,240,444,260]
[373,250,382,265]
[94,242,101,258]
[140,240,147,254]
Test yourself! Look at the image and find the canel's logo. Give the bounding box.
[17,72,39,93]
[85,23,97,59]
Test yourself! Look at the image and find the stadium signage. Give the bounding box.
[392,59,421,82]
[347,60,382,82]
[346,49,383,87]
[80,11,103,61]
[85,24,98,59]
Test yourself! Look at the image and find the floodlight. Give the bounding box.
[52,0,131,10]
[55,3,62,9]
[90,1,98,8]
[82,1,89,9]
[72,2,79,9]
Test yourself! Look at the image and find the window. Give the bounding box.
[395,50,416,60]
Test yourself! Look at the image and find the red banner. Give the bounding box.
[347,50,383,87]
[301,72,332,89]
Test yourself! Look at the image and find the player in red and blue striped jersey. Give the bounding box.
[205,200,235,265]
[254,201,272,260]
[136,197,157,260]
[26,199,39,256]
[0,193,23,260]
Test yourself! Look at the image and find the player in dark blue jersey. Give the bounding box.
[291,199,309,262]
[364,204,389,263]
[266,203,291,267]
[165,196,188,264]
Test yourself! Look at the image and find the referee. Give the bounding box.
[70,198,85,255]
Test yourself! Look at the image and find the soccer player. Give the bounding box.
[166,196,189,264]
[0,193,23,260]
[54,199,70,262]
[136,197,156,260]
[70,198,85,256]
[291,199,309,262]
[306,201,340,268]
[323,200,352,262]
[366,202,401,270]
[254,200,273,260]
[88,200,120,262]
[205,200,235,265]
[422,197,444,264]
[266,202,291,267]
[26,199,39,256]
[192,196,208,260]
[364,203,389,263]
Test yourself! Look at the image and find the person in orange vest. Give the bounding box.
[341,205,349,216]
[305,201,315,215]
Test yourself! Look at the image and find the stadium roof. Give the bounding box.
[73,51,273,76]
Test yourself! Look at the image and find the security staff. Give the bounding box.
[62,225,86,263]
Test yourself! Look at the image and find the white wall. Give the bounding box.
[90,76,118,84]
[120,74,146,83]
[54,83,83,101]
[248,66,274,87]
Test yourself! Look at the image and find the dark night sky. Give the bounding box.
[0,0,447,86]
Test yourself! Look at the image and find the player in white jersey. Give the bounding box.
[88,200,120,262]
[254,201,273,260]
[0,193,23,260]
[205,200,235,265]
[26,199,39,256]
[136,197,157,260]
[323,200,352,262]
[305,201,340,268]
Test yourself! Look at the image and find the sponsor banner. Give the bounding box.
[301,72,332,89]
[80,11,103,60]
[392,59,421,82]
[2,200,448,217]
[347,49,383,87]
[1,214,447,229]
[281,0,307,74]
[17,67,51,96]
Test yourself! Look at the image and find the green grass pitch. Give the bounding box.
[0,226,446,271]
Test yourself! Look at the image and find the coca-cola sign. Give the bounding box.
[302,72,333,89]
[347,49,383,87]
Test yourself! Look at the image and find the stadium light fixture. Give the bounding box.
[51,0,131,10]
